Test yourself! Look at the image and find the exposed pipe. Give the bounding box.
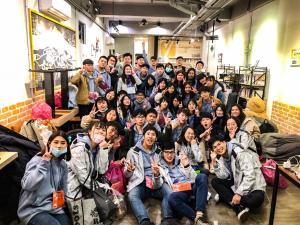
[169,0,197,16]
[173,0,218,36]
[173,0,234,36]
[172,21,186,34]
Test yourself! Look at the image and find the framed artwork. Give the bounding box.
[28,9,76,91]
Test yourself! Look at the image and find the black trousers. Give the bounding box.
[211,177,265,210]
[78,103,93,118]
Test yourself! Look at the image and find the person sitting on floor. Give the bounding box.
[159,142,210,225]
[18,131,72,225]
[209,135,266,222]
[125,125,176,225]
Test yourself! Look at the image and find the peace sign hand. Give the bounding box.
[151,158,160,177]
[126,159,136,172]
[42,145,52,161]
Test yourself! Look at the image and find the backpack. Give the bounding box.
[66,128,87,144]
[259,119,277,133]
[261,159,288,189]
[252,116,278,133]
[104,161,127,194]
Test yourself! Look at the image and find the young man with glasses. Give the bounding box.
[159,142,210,225]
[208,136,266,222]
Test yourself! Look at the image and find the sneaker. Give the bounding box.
[214,194,219,203]
[194,213,211,225]
[237,207,250,222]
[160,218,180,225]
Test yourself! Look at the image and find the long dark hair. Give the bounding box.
[104,108,119,122]
[182,82,195,99]
[224,116,242,141]
[145,74,156,88]
[41,130,71,161]
[213,104,228,134]
[230,104,246,123]
[187,68,196,86]
[121,64,136,84]
[119,94,132,118]
[177,126,195,145]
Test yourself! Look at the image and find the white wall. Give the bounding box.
[0,0,31,107]
[203,0,300,116]
[0,0,111,108]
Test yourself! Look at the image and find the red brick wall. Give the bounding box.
[0,94,45,132]
[271,101,300,134]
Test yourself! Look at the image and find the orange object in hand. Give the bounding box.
[172,183,192,192]
[53,191,65,209]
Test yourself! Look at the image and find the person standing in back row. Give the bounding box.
[71,59,100,118]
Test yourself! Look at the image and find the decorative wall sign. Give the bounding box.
[29,9,76,90]
[291,49,300,67]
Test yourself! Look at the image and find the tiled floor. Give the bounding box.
[113,179,300,225]
[10,179,299,225]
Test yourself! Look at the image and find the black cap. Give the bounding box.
[83,59,94,65]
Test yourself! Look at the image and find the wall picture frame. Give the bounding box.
[28,9,76,91]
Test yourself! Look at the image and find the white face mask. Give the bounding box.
[92,133,105,144]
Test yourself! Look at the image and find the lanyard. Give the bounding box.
[50,161,62,191]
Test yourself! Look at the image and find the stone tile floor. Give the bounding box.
[112,178,300,225]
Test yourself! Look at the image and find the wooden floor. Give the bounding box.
[112,178,300,225]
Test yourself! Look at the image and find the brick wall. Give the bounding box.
[271,101,300,135]
[0,94,45,132]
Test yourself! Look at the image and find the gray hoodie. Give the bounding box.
[125,140,163,192]
[18,156,68,224]
[66,134,110,198]
[159,156,197,187]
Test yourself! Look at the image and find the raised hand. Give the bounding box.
[89,104,97,118]
[179,152,189,167]
[151,157,160,177]
[42,145,52,161]
[126,159,136,172]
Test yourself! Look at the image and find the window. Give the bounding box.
[78,21,86,44]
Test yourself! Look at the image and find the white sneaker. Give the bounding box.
[214,194,219,203]
[237,207,250,222]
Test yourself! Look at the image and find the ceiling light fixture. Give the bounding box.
[139,19,148,26]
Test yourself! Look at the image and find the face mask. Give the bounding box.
[50,147,67,158]
[217,112,224,117]
[165,67,172,73]
[93,134,105,144]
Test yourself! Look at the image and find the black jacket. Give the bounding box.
[0,125,40,224]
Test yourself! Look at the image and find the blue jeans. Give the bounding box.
[128,182,173,224]
[168,173,208,221]
[28,212,72,225]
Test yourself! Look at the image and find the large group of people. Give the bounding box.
[17,48,267,225]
